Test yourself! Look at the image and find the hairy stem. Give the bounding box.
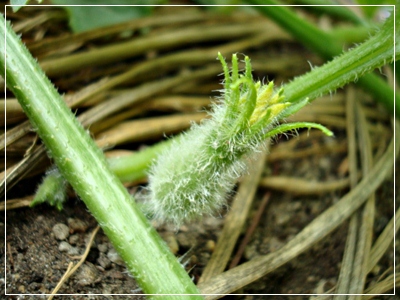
[1,15,202,298]
[247,1,398,115]
[284,13,396,103]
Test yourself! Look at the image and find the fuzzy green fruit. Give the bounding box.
[141,53,333,227]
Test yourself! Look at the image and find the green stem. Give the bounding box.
[291,0,369,26]
[280,8,397,113]
[247,0,398,115]
[1,15,202,298]
[109,138,176,183]
[246,0,343,59]
[329,25,371,45]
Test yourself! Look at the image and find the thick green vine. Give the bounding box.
[1,14,202,298]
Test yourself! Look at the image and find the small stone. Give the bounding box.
[68,234,80,245]
[52,223,69,240]
[76,262,100,286]
[18,285,25,293]
[97,252,111,269]
[67,218,88,233]
[67,246,80,256]
[59,241,72,252]
[97,243,108,253]
[107,247,124,266]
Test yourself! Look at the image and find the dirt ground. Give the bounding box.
[3,133,397,298]
[2,3,398,299]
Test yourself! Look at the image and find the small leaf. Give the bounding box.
[50,0,164,33]
[11,0,42,12]
[30,168,67,211]
[264,122,334,139]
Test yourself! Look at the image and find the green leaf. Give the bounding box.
[50,0,163,33]
[30,168,67,211]
[11,0,42,12]
[264,122,334,139]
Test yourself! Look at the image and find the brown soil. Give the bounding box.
[4,138,397,298]
[2,3,398,299]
